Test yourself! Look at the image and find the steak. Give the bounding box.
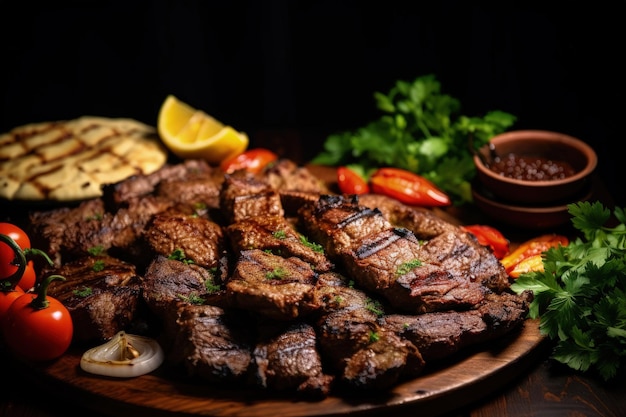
[381,291,533,361]
[226,249,320,321]
[298,194,510,313]
[252,321,334,397]
[225,215,334,273]
[169,303,254,384]
[44,255,145,344]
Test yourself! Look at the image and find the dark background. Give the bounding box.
[1,1,623,206]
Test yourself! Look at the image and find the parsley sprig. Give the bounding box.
[311,74,516,204]
[511,201,626,381]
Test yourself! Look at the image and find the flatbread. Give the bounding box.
[0,116,168,201]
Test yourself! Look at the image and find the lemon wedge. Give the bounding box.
[157,95,248,164]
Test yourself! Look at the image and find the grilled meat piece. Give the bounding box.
[226,249,320,321]
[103,159,214,207]
[155,167,225,213]
[143,210,226,270]
[381,290,533,361]
[264,159,329,194]
[44,255,145,344]
[253,321,333,398]
[298,194,391,259]
[219,173,284,224]
[298,194,510,314]
[225,215,333,272]
[29,194,173,266]
[357,194,456,239]
[313,272,425,389]
[169,304,254,384]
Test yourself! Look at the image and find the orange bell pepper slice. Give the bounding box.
[501,234,569,277]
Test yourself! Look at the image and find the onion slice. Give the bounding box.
[80,331,164,378]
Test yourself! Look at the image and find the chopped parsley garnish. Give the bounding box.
[299,234,324,253]
[396,259,422,276]
[511,201,626,381]
[365,298,385,317]
[88,245,105,256]
[73,286,93,297]
[168,248,194,264]
[272,230,287,239]
[92,260,105,272]
[265,267,287,280]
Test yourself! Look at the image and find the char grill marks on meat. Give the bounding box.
[227,249,320,321]
[298,194,511,314]
[44,255,145,344]
[219,173,284,224]
[380,290,533,361]
[253,321,333,398]
[313,272,425,390]
[143,210,226,270]
[169,304,254,384]
[225,215,334,273]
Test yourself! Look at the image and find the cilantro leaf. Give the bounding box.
[511,201,626,380]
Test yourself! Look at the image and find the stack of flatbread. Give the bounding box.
[0,116,168,201]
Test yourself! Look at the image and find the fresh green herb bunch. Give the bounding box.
[311,74,516,204]
[511,201,626,381]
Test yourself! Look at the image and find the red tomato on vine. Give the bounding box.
[0,222,31,279]
[2,274,73,361]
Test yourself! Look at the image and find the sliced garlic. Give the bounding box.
[80,331,164,378]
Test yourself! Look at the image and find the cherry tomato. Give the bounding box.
[2,274,73,361]
[500,234,568,277]
[17,261,37,292]
[220,148,278,174]
[0,285,24,318]
[369,167,451,207]
[0,223,31,279]
[461,224,510,260]
[337,166,370,195]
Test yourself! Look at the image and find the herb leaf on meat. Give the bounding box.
[511,201,626,380]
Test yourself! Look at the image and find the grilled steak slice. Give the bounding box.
[155,166,225,213]
[219,173,284,224]
[168,304,253,384]
[299,194,510,314]
[253,321,333,398]
[29,194,173,266]
[141,255,219,318]
[297,194,391,259]
[264,159,329,194]
[225,216,333,272]
[314,274,425,389]
[103,158,214,207]
[381,290,533,361]
[44,255,144,344]
[357,194,456,238]
[226,249,320,321]
[143,211,226,270]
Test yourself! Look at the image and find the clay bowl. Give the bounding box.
[473,130,597,205]
[471,181,593,230]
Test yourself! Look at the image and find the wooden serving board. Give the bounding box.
[21,319,545,417]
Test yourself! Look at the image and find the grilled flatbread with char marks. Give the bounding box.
[0,116,167,201]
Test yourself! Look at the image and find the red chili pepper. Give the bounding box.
[220,148,278,174]
[461,224,510,259]
[369,167,451,207]
[337,166,370,195]
[500,234,568,277]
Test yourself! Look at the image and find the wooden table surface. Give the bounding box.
[1,131,625,417]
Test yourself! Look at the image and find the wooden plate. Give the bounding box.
[21,319,545,417]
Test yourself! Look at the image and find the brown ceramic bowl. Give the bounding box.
[471,181,593,230]
[473,130,597,204]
